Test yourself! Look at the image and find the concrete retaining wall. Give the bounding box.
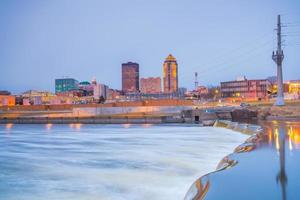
[0,117,165,124]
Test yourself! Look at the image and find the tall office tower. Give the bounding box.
[122,62,139,93]
[163,54,178,93]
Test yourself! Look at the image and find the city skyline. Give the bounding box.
[0,0,300,94]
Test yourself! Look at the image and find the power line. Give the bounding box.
[198,40,274,83]
[283,22,300,25]
[193,31,273,73]
[283,43,300,47]
[197,38,273,76]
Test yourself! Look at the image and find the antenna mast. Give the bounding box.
[194,72,199,90]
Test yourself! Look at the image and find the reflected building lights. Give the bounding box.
[268,129,273,146]
[288,127,293,151]
[288,136,293,151]
[123,124,131,128]
[275,128,280,151]
[69,123,82,130]
[6,123,13,130]
[142,124,153,128]
[270,125,300,151]
[287,126,300,149]
[75,123,82,130]
[46,123,53,130]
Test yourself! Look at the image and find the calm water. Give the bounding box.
[185,121,300,200]
[0,124,247,200]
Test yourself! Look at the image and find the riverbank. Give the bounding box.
[1,100,300,124]
[0,100,193,124]
[0,115,174,124]
[249,103,300,121]
[184,119,300,200]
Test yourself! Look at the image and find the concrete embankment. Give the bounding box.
[214,120,263,135]
[249,104,300,121]
[0,104,258,125]
[0,116,174,124]
[4,99,299,124]
[0,100,194,124]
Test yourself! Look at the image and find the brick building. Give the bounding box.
[122,62,139,93]
[140,77,161,94]
[221,78,270,100]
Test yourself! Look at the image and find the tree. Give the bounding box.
[98,96,105,104]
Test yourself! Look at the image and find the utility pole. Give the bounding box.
[194,72,199,91]
[272,14,285,106]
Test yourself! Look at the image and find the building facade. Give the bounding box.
[78,81,94,96]
[140,77,161,94]
[93,84,109,100]
[284,80,300,100]
[286,80,300,94]
[122,62,139,93]
[163,54,178,93]
[0,95,15,106]
[55,78,79,94]
[0,91,11,95]
[221,78,270,100]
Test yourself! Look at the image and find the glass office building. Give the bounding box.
[55,78,79,94]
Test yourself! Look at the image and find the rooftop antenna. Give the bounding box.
[194,72,199,90]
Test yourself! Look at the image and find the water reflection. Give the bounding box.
[69,123,82,131]
[6,123,13,130]
[185,121,300,200]
[45,123,53,130]
[185,177,210,200]
[277,127,287,200]
[123,124,131,128]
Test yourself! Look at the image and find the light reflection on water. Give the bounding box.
[0,124,247,200]
[185,121,300,200]
[6,123,13,130]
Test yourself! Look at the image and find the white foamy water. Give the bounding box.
[0,124,247,200]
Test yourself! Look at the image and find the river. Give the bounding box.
[0,124,247,200]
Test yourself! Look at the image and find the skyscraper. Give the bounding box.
[122,62,139,93]
[163,54,178,93]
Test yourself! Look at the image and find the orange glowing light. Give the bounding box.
[123,124,131,128]
[274,128,280,151]
[142,124,153,128]
[290,127,300,149]
[75,123,82,130]
[289,136,293,151]
[46,123,53,130]
[6,123,13,129]
[268,129,273,145]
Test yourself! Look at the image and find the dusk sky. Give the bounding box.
[0,0,299,94]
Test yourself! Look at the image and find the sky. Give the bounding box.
[0,0,299,94]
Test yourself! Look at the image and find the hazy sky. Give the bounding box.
[0,0,299,94]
